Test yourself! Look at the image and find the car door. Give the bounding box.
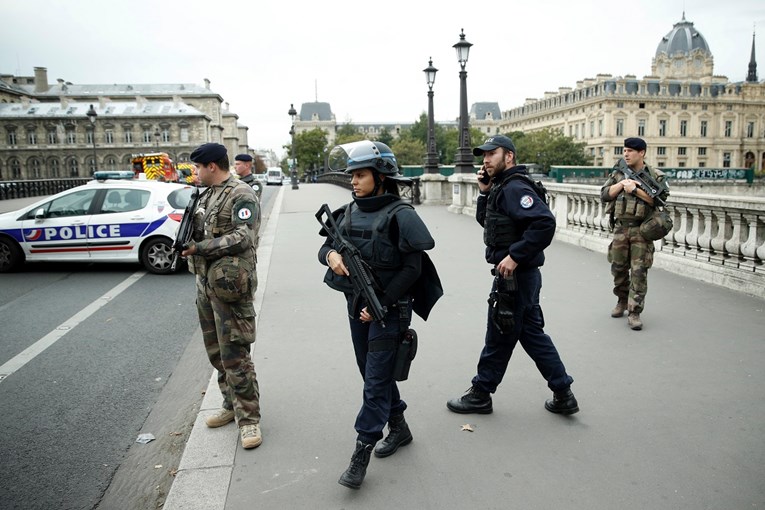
[87,187,152,260]
[18,188,100,262]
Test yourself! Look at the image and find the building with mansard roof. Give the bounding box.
[0,67,252,180]
[498,15,764,172]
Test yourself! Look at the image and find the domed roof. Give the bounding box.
[655,14,711,58]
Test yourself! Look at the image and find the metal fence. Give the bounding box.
[0,178,90,201]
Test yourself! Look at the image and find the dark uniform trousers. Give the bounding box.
[347,298,411,445]
[472,268,573,394]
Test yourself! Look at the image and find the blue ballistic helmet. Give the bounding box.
[329,140,401,176]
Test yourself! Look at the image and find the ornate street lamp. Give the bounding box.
[423,57,439,173]
[453,29,474,173]
[154,128,160,149]
[86,104,98,174]
[288,103,299,190]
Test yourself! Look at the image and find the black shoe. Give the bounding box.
[374,414,413,458]
[545,388,579,415]
[446,386,493,414]
[338,441,374,489]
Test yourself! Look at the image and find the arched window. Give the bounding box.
[106,157,117,171]
[10,158,22,179]
[29,158,42,179]
[88,157,97,174]
[49,158,60,178]
[69,158,79,177]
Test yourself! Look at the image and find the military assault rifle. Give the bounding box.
[316,203,388,326]
[170,187,203,272]
[617,159,667,207]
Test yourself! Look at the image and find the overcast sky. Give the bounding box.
[2,0,763,158]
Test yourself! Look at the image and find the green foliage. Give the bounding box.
[509,128,592,172]
[376,127,394,146]
[283,128,328,175]
[336,123,365,145]
[390,138,426,165]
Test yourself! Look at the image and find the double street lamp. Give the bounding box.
[453,29,474,173]
[423,58,439,173]
[86,104,98,174]
[288,103,299,190]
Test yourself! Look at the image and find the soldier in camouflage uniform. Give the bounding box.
[601,137,669,331]
[181,143,263,449]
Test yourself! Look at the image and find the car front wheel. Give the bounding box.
[0,237,24,272]
[141,238,175,275]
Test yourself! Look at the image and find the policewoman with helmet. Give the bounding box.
[317,141,442,489]
[446,135,578,417]
[181,143,263,450]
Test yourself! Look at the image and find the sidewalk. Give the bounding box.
[165,184,765,510]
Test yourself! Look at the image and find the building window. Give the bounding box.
[88,157,97,174]
[678,147,687,156]
[162,129,170,142]
[747,122,755,138]
[30,158,42,178]
[698,147,707,156]
[27,131,37,144]
[657,161,665,167]
[723,152,731,168]
[105,130,114,144]
[701,105,708,111]
[590,121,594,137]
[125,131,133,143]
[681,104,688,110]
[700,120,707,137]
[639,102,645,109]
[66,130,76,144]
[7,130,17,145]
[616,102,624,108]
[50,159,60,177]
[10,159,21,179]
[657,147,666,156]
[69,158,79,177]
[106,157,117,171]
[86,131,94,144]
[614,146,622,155]
[680,120,687,137]
[638,119,645,136]
[143,130,152,143]
[724,121,732,137]
[658,120,667,136]
[616,118,624,136]
[598,120,603,136]
[180,127,189,143]
[726,105,733,111]
[575,124,579,138]
[47,129,57,144]
[699,161,706,167]
[678,161,686,167]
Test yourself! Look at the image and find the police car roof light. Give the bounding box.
[93,171,135,181]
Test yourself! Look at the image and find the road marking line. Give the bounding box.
[0,270,147,383]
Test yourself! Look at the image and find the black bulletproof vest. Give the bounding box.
[483,175,522,249]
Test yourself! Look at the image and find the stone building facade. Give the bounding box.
[0,67,251,180]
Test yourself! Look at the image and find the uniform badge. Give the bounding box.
[520,195,534,209]
[238,207,252,220]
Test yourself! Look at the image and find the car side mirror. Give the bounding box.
[34,208,46,220]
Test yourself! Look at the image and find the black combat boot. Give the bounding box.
[446,386,493,414]
[338,440,374,489]
[374,414,413,458]
[544,388,579,415]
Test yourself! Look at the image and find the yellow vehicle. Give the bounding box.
[176,162,198,185]
[131,153,178,182]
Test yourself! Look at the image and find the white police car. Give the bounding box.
[0,172,193,274]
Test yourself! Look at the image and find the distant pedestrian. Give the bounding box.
[601,137,670,330]
[181,143,263,450]
[446,135,578,416]
[317,141,442,489]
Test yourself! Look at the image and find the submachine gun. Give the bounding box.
[616,159,667,206]
[170,187,203,272]
[315,203,388,326]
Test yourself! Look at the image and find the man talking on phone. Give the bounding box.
[446,135,579,416]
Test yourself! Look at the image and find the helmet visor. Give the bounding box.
[328,141,396,173]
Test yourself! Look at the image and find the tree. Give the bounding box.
[509,128,592,173]
[293,128,328,175]
[254,155,266,173]
[336,123,365,145]
[390,137,426,165]
[376,128,394,147]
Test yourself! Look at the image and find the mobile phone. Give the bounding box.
[478,168,490,185]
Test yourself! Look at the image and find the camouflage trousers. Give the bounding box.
[608,225,654,314]
[196,275,260,426]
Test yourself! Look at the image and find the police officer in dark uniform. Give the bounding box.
[446,135,578,416]
[234,153,263,198]
[317,141,442,489]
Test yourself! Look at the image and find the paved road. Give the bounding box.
[165,183,765,510]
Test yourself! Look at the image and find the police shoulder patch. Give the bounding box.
[520,195,534,209]
[233,200,258,225]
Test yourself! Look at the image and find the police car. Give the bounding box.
[0,172,194,275]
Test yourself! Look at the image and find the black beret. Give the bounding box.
[190,143,227,164]
[235,154,253,162]
[473,135,516,156]
[624,137,647,152]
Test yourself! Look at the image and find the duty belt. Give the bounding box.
[615,219,643,227]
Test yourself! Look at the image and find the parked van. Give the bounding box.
[266,168,283,186]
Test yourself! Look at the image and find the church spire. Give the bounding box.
[747,29,758,82]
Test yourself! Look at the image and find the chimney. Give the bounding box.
[204,78,210,89]
[34,67,49,93]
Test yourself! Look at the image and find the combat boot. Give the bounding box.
[240,423,262,449]
[545,388,579,415]
[446,386,493,414]
[628,312,643,331]
[205,408,235,428]
[611,299,628,318]
[338,440,374,489]
[374,414,413,458]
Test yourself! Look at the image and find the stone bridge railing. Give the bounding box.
[442,174,765,299]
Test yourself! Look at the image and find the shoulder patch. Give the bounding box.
[232,200,258,225]
[520,195,534,209]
